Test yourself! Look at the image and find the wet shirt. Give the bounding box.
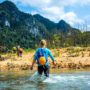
[34,48,55,66]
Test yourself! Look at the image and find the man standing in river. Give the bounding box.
[30,39,56,77]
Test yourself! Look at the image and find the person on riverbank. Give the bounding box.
[12,47,17,53]
[17,46,23,57]
[30,39,56,77]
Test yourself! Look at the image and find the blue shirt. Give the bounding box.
[34,48,55,66]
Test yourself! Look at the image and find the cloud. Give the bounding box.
[11,0,51,8]
[40,6,64,22]
[31,11,38,15]
[51,0,90,6]
[36,6,84,26]
[87,25,90,31]
[11,0,90,7]
[9,0,89,27]
[61,12,84,26]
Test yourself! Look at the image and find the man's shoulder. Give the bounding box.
[36,48,50,52]
[36,48,41,51]
[36,48,42,52]
[35,48,39,52]
[44,48,50,52]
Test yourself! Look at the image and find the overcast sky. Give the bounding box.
[0,0,90,31]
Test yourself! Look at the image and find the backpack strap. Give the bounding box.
[41,48,48,64]
[37,48,47,65]
[41,48,44,56]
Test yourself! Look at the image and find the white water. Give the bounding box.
[0,71,90,90]
[30,71,90,85]
[30,71,46,82]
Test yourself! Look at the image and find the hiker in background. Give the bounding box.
[12,47,17,53]
[17,46,23,57]
[30,39,56,77]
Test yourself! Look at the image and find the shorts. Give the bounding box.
[38,65,49,77]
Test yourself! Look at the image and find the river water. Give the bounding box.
[0,70,90,90]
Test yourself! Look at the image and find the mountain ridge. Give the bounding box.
[0,1,89,49]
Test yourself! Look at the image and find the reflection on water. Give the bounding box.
[0,70,90,90]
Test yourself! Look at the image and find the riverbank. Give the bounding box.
[0,47,90,71]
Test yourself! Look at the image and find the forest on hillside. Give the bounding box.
[0,1,90,52]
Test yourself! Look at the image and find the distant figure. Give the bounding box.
[30,39,56,77]
[12,47,17,53]
[17,46,23,57]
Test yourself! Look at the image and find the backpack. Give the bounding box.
[38,48,46,65]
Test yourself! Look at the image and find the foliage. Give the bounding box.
[0,1,90,52]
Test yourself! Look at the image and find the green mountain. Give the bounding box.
[33,14,80,34]
[34,14,57,31]
[0,1,49,49]
[57,20,71,32]
[0,1,90,50]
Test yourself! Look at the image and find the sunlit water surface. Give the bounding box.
[0,70,90,90]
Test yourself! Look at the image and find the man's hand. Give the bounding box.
[30,60,35,70]
[52,61,57,66]
[30,66,33,70]
[52,61,57,68]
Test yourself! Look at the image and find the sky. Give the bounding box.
[0,0,90,31]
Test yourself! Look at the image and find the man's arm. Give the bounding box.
[48,50,56,66]
[30,60,36,70]
[30,49,38,70]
